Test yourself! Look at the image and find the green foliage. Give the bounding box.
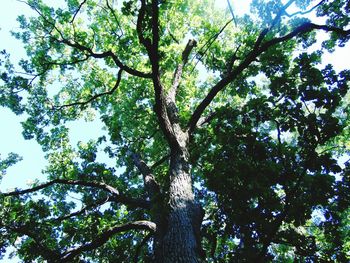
[1,0,350,262]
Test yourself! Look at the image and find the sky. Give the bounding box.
[0,0,349,261]
[0,0,252,192]
[0,0,348,192]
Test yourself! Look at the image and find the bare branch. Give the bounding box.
[285,0,326,18]
[105,0,124,37]
[1,178,150,209]
[53,69,123,109]
[70,0,87,23]
[227,0,237,26]
[60,220,156,262]
[191,19,233,73]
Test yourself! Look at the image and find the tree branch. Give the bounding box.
[129,151,161,200]
[105,0,124,37]
[285,0,326,18]
[60,220,156,262]
[70,0,87,23]
[56,38,151,78]
[135,0,181,149]
[226,0,237,27]
[191,19,233,73]
[21,0,151,79]
[136,0,152,51]
[53,69,123,109]
[151,154,170,170]
[168,39,197,103]
[1,179,150,209]
[187,22,350,134]
[51,197,110,222]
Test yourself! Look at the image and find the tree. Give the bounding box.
[0,0,350,262]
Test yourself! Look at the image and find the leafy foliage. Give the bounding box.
[0,0,350,262]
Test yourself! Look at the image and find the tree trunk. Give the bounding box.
[154,148,204,263]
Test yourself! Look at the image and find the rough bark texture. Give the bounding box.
[154,137,204,262]
[163,158,198,262]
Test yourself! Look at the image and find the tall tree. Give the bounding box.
[1,0,350,262]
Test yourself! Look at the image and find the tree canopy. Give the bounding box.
[1,0,350,262]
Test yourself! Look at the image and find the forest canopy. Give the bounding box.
[0,0,350,262]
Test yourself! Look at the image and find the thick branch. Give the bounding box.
[54,69,123,109]
[135,0,182,149]
[1,179,150,209]
[188,22,350,134]
[60,220,156,262]
[136,0,152,51]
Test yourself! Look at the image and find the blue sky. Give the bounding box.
[0,0,349,192]
[0,0,251,192]
[0,0,349,199]
[0,0,349,260]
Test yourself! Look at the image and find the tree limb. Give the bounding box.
[285,0,326,18]
[56,38,151,78]
[70,0,87,23]
[51,197,110,222]
[135,0,181,150]
[21,0,151,79]
[191,19,233,74]
[168,39,197,103]
[105,0,124,37]
[187,22,350,134]
[1,179,150,209]
[129,151,161,200]
[226,0,237,27]
[60,220,156,262]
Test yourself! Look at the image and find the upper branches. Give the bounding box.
[187,19,350,134]
[21,0,151,79]
[136,0,183,150]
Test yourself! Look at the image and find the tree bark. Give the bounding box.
[154,144,204,263]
